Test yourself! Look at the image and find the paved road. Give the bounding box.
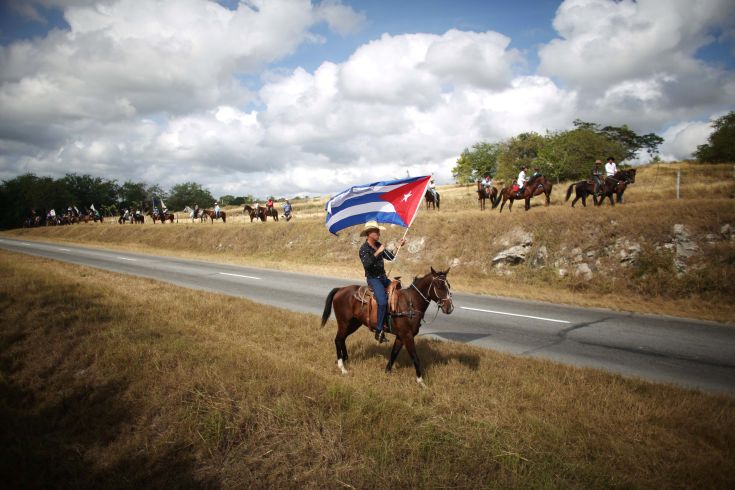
[2,236,734,396]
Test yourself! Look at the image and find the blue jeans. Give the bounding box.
[367,275,391,332]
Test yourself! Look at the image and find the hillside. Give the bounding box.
[4,162,735,323]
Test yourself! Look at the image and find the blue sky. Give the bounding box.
[0,0,733,198]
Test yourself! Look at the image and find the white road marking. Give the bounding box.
[460,306,570,324]
[57,248,71,251]
[116,256,137,261]
[218,272,261,280]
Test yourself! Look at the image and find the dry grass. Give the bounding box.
[3,162,735,323]
[1,251,734,488]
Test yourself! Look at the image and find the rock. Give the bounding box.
[407,236,426,254]
[499,227,533,247]
[574,263,593,280]
[721,223,732,240]
[531,246,548,267]
[670,224,698,274]
[570,247,583,264]
[558,268,568,278]
[492,244,530,265]
[449,257,461,268]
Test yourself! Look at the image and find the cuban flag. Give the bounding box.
[325,175,431,235]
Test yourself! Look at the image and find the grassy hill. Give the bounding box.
[3,162,735,323]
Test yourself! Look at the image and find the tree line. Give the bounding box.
[0,174,264,230]
[452,120,665,185]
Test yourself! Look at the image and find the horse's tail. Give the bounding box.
[321,287,340,327]
[565,183,574,201]
[491,190,502,209]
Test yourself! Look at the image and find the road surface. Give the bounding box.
[2,236,734,396]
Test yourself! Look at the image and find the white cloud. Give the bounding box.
[0,0,733,200]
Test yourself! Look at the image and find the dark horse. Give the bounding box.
[265,206,278,221]
[202,209,226,223]
[424,189,440,210]
[477,182,499,210]
[147,210,176,223]
[565,168,637,207]
[321,268,454,385]
[495,176,553,212]
[243,205,266,222]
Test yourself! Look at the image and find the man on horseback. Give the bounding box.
[515,165,528,197]
[592,160,603,196]
[214,201,221,219]
[283,200,292,221]
[429,178,438,202]
[605,156,618,177]
[358,221,405,344]
[480,173,493,191]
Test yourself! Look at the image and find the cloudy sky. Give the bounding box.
[1,0,733,199]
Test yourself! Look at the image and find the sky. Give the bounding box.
[0,0,733,200]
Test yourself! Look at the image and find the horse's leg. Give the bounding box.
[402,334,425,386]
[385,336,404,373]
[334,318,355,375]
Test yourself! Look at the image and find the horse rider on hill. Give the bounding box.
[266,198,274,214]
[283,200,292,221]
[592,160,603,196]
[214,201,221,219]
[429,178,439,201]
[480,173,493,191]
[516,165,528,197]
[194,203,199,219]
[605,156,618,177]
[358,221,406,344]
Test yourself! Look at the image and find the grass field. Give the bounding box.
[1,251,734,488]
[4,163,735,323]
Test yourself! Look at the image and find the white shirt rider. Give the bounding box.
[214,202,221,217]
[481,176,493,189]
[516,169,527,188]
[605,159,617,177]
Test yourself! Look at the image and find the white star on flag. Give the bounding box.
[402,192,412,202]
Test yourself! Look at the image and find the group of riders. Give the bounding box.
[478,156,620,199]
[23,205,104,227]
[187,198,293,222]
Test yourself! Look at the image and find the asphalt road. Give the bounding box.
[2,236,734,396]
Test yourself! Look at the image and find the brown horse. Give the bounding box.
[202,209,226,223]
[321,268,454,385]
[496,176,553,212]
[147,210,176,223]
[477,182,499,210]
[243,205,266,222]
[424,189,440,210]
[613,168,636,203]
[596,176,629,207]
[265,206,278,221]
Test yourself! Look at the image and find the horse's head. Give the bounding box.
[429,267,454,314]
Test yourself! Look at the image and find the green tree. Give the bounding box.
[167,182,215,211]
[536,129,626,182]
[218,195,236,206]
[694,111,735,163]
[452,142,502,184]
[118,181,148,210]
[573,119,663,161]
[495,132,546,183]
[60,173,118,210]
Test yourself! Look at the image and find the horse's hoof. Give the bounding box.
[337,359,348,375]
[416,377,426,388]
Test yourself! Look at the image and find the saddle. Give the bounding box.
[354,278,404,328]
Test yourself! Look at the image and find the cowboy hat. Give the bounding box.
[595,159,602,164]
[360,220,386,236]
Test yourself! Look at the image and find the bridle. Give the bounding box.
[411,275,453,309]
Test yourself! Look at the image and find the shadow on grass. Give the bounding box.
[358,336,481,372]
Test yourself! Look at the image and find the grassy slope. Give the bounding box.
[4,163,735,323]
[1,252,734,488]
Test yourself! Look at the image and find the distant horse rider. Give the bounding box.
[214,201,221,219]
[592,160,603,196]
[358,221,406,344]
[266,197,274,213]
[480,173,493,192]
[194,203,199,219]
[605,156,618,177]
[429,178,439,202]
[515,165,528,197]
[283,200,292,221]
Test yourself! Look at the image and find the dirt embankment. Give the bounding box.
[5,195,735,323]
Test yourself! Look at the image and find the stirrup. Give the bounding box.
[374,329,387,343]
